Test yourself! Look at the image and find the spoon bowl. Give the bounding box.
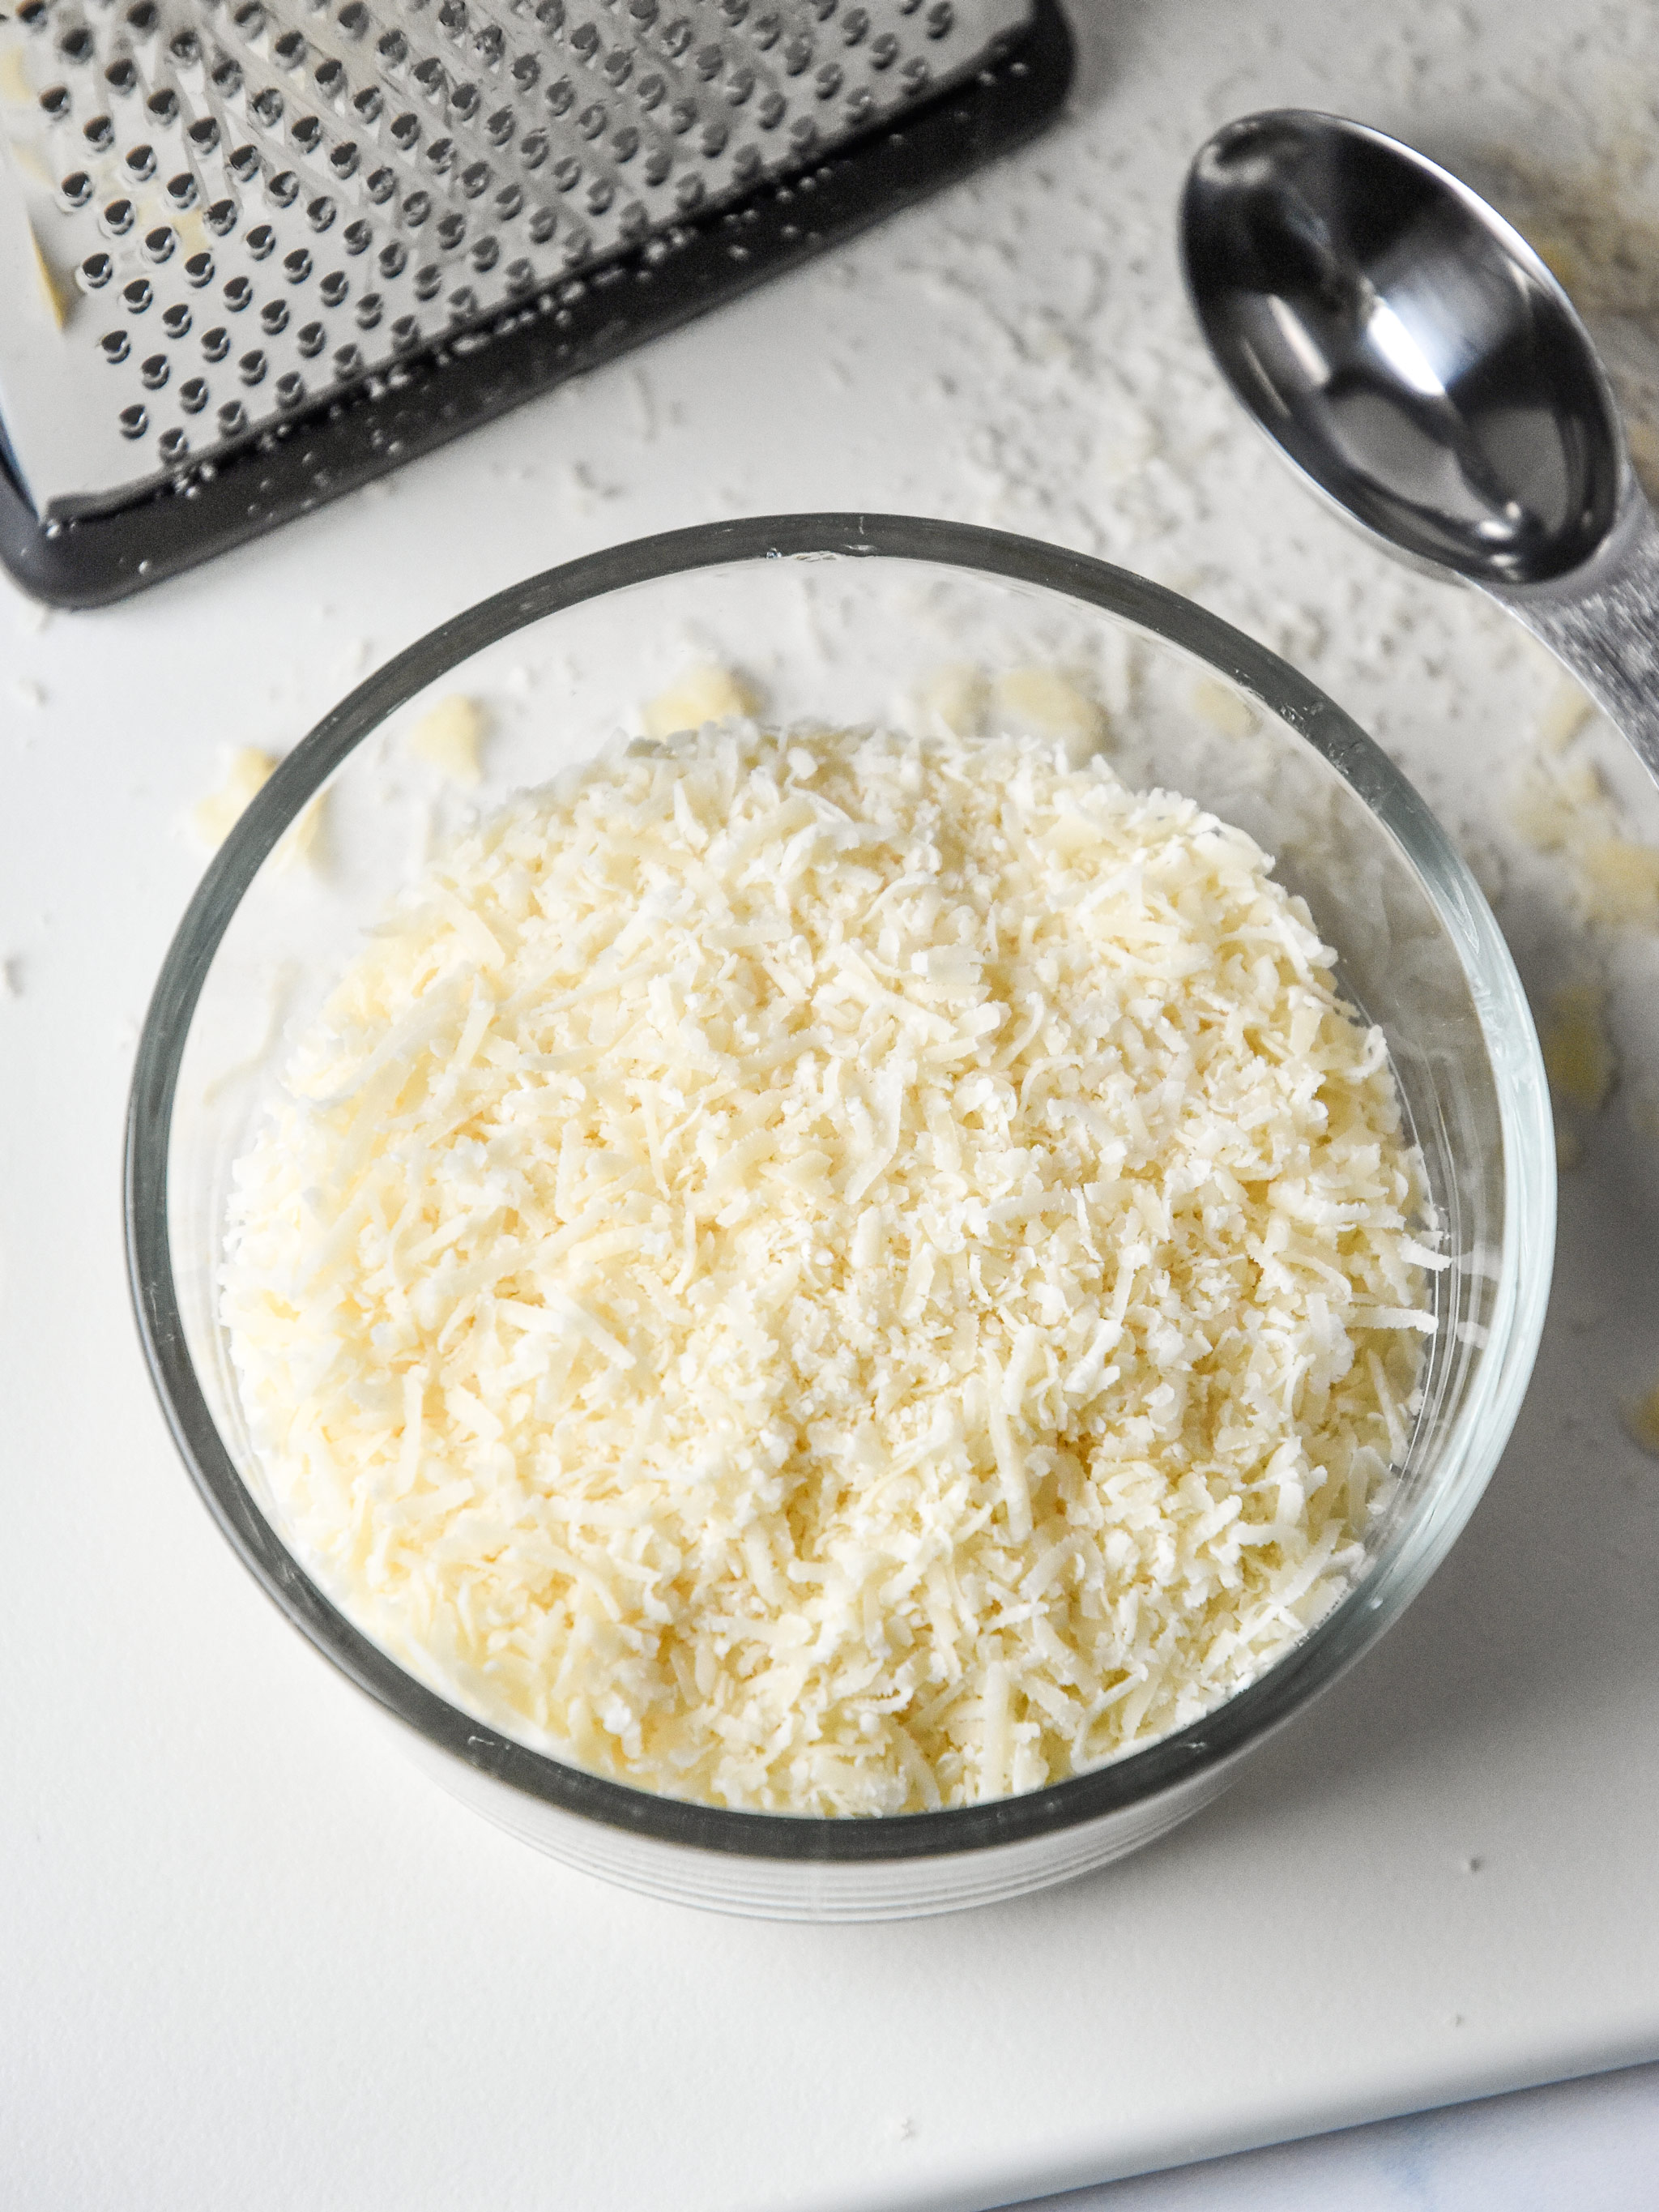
[1182,109,1659,787]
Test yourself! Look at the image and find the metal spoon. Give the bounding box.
[1179,108,1659,788]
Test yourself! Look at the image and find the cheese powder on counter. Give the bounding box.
[222,723,1434,1813]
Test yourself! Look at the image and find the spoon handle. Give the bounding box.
[1496,489,1659,790]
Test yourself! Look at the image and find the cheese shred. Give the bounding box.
[223,722,1431,1814]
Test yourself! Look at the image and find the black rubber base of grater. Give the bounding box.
[0,0,1073,612]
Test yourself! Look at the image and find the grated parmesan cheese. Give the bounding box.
[222,722,1431,1815]
[409,694,488,788]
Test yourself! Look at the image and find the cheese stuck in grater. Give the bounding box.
[0,0,1038,529]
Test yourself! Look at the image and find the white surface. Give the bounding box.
[4,2,1659,2207]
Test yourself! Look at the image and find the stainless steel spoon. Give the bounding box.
[1179,108,1659,788]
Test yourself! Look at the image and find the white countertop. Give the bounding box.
[5,2,1659,2207]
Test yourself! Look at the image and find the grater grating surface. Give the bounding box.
[0,0,1071,600]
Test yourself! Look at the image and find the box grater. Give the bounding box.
[0,0,1071,604]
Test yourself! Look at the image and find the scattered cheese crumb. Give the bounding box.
[224,723,1429,1816]
[916,664,989,737]
[1509,750,1659,929]
[12,675,45,709]
[642,664,758,740]
[1537,676,1594,754]
[1190,676,1258,741]
[1541,980,1618,1112]
[1574,835,1659,928]
[1508,754,1604,853]
[190,746,324,870]
[410,694,488,788]
[1623,1381,1659,1458]
[992,667,1107,754]
[191,747,277,848]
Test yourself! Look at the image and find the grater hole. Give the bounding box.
[247,225,277,261]
[189,117,220,154]
[202,327,230,360]
[296,321,326,356]
[126,146,157,181]
[427,139,454,173]
[340,1,371,38]
[308,197,336,232]
[185,250,215,286]
[923,0,953,33]
[391,315,421,352]
[211,60,244,97]
[275,369,306,405]
[495,181,523,218]
[787,115,817,150]
[261,300,288,333]
[292,117,322,155]
[206,200,239,236]
[751,11,781,50]
[83,117,116,152]
[375,27,406,66]
[403,190,432,228]
[570,23,599,60]
[166,174,198,210]
[699,120,727,156]
[330,142,360,177]
[316,58,345,100]
[667,99,696,133]
[782,35,812,73]
[378,242,407,278]
[140,352,169,389]
[320,271,349,305]
[476,25,505,66]
[757,90,785,126]
[842,6,868,41]
[366,167,396,203]
[618,199,648,240]
[147,87,178,124]
[41,86,71,122]
[562,225,591,263]
[104,58,139,96]
[446,284,478,320]
[180,376,211,411]
[731,143,760,181]
[461,160,491,198]
[527,206,556,243]
[270,172,301,207]
[284,247,313,282]
[59,27,96,66]
[100,331,132,364]
[333,343,364,378]
[218,399,248,434]
[808,0,838,16]
[61,172,94,209]
[228,146,259,184]
[898,54,928,89]
[511,53,539,90]
[158,427,190,463]
[630,0,659,19]
[580,103,608,139]
[659,19,693,59]
[412,58,445,102]
[486,108,514,145]
[471,234,498,271]
[519,130,548,168]
[545,79,574,117]
[143,226,176,263]
[162,303,192,337]
[343,220,372,254]
[694,44,722,79]
[505,257,534,293]
[170,30,201,65]
[352,86,382,122]
[672,173,703,211]
[535,0,564,27]
[18,0,49,29]
[274,29,307,68]
[122,276,154,314]
[843,85,872,124]
[452,84,480,122]
[104,199,136,236]
[224,276,253,311]
[239,350,267,386]
[643,147,670,185]
[436,211,466,249]
[720,0,748,19]
[390,113,420,151]
[725,68,753,105]
[552,156,579,192]
[868,32,897,66]
[414,263,441,299]
[438,0,467,37]
[814,63,842,97]
[117,403,148,440]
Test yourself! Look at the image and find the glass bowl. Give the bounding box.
[126,513,1555,1921]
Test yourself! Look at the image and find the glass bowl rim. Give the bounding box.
[125,510,1555,1864]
